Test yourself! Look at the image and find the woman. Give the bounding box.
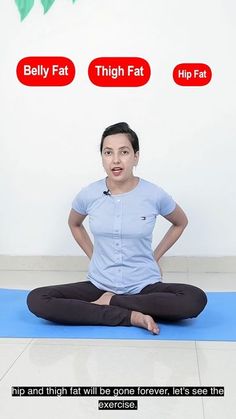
[27,122,207,335]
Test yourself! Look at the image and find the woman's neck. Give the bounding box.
[106,176,139,195]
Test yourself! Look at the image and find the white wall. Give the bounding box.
[0,0,235,256]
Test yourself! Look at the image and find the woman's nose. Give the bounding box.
[113,154,121,163]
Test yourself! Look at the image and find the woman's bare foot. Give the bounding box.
[91,292,115,305]
[131,311,159,335]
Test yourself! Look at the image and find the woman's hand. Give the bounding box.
[153,204,188,263]
[68,209,93,259]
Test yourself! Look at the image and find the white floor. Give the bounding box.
[0,271,235,419]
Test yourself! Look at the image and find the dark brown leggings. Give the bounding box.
[27,280,207,326]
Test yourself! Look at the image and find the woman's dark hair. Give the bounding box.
[100,122,139,154]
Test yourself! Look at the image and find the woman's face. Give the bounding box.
[101,133,139,182]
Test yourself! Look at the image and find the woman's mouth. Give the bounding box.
[112,167,123,176]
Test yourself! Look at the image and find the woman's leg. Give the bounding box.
[110,282,207,321]
[27,281,132,326]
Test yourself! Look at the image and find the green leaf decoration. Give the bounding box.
[41,0,55,14]
[15,0,34,21]
[15,0,78,20]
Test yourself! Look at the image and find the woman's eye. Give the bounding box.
[103,150,128,156]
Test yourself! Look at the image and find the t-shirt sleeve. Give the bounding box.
[157,187,176,216]
[71,188,88,215]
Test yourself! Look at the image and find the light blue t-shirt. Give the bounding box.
[72,178,176,295]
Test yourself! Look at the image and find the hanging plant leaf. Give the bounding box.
[16,0,77,20]
[41,0,55,14]
[15,0,34,21]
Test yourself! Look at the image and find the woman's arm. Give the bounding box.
[68,209,94,259]
[153,204,188,263]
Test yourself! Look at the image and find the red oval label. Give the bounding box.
[16,57,75,86]
[88,57,151,87]
[173,63,212,86]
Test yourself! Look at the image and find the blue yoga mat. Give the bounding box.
[0,288,235,341]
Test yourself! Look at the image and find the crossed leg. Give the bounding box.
[110,281,207,322]
[92,292,159,334]
[27,280,207,335]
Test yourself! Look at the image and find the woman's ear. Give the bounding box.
[134,151,139,166]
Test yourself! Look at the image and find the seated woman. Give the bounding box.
[27,122,207,334]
